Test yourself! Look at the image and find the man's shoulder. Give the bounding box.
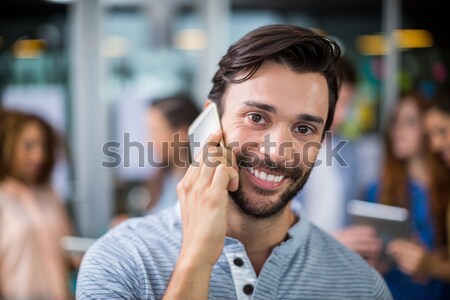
[115,206,181,236]
[305,223,379,276]
[76,206,182,298]
[276,218,392,299]
[86,205,182,259]
[297,223,391,298]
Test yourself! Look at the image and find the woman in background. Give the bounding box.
[144,94,200,214]
[410,88,450,282]
[365,90,450,299]
[424,88,450,169]
[0,109,74,300]
[112,94,200,225]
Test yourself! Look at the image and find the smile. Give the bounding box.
[244,167,288,189]
[247,167,285,182]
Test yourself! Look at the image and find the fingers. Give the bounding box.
[212,162,238,192]
[354,241,383,260]
[391,253,418,275]
[387,239,421,256]
[350,225,379,238]
[207,129,223,145]
[182,131,239,196]
[386,239,427,276]
[180,158,202,193]
[223,147,239,191]
[202,130,224,157]
[200,132,239,191]
[337,226,382,246]
[334,226,383,259]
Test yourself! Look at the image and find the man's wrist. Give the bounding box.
[177,250,216,275]
[162,252,214,300]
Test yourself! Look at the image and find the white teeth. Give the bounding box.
[247,167,285,183]
[259,171,267,180]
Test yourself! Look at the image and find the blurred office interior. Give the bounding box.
[0,0,448,239]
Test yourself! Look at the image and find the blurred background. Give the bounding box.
[0,0,449,297]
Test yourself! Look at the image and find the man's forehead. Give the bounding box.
[219,62,329,124]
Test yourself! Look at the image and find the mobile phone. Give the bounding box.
[188,102,224,163]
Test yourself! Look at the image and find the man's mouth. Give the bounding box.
[244,166,288,189]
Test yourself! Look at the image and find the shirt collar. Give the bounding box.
[173,200,312,252]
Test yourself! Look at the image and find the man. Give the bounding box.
[293,57,383,266]
[76,24,392,300]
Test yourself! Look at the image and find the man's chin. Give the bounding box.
[229,166,312,219]
[229,183,293,219]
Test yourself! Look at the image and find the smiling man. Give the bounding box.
[76,24,392,300]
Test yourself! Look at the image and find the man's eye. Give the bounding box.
[248,113,266,125]
[294,125,313,134]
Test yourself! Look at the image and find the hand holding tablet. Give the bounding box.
[346,199,414,265]
[347,199,412,246]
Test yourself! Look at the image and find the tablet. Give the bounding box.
[346,199,411,246]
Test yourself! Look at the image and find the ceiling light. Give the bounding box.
[356,29,434,55]
[395,29,433,49]
[102,36,129,58]
[174,29,207,51]
[12,39,46,59]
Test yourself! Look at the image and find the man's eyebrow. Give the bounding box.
[243,101,276,113]
[243,101,324,124]
[296,114,324,124]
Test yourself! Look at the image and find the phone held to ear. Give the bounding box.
[188,102,224,163]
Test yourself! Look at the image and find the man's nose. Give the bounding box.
[258,128,295,163]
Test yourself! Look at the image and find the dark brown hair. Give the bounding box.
[427,87,450,116]
[379,90,450,247]
[0,109,58,185]
[150,94,200,129]
[337,56,357,86]
[207,24,341,133]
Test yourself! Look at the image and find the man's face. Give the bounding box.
[219,61,329,218]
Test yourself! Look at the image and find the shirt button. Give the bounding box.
[243,284,254,295]
[233,257,244,267]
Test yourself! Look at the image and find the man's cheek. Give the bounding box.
[298,141,321,168]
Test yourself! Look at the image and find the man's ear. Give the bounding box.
[204,99,214,109]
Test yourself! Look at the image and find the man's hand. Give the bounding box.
[163,130,238,300]
[332,225,383,266]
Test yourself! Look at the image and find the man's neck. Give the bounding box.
[226,204,298,276]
